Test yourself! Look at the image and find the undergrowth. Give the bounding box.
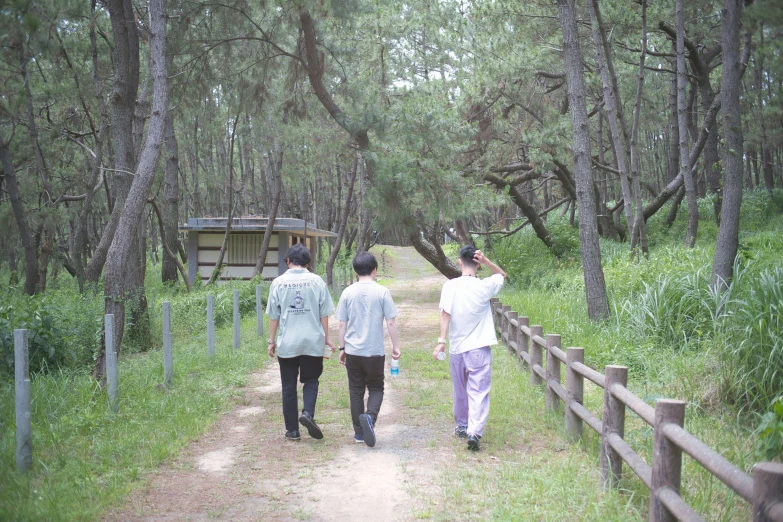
[491,188,783,461]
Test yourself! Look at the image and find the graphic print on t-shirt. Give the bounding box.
[291,291,304,309]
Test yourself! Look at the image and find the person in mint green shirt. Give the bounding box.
[266,244,335,441]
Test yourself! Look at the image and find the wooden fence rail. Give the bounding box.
[490,298,783,522]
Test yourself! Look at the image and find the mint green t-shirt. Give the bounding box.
[266,268,335,358]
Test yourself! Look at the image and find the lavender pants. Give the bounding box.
[450,346,492,437]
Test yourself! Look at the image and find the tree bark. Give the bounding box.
[161,109,180,283]
[408,228,460,279]
[559,0,609,320]
[677,0,698,248]
[588,0,634,240]
[629,0,649,255]
[0,131,39,295]
[711,3,748,289]
[100,0,167,376]
[254,145,283,276]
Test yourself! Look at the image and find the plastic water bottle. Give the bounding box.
[390,358,399,377]
[437,351,446,361]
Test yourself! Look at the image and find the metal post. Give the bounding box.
[507,311,518,355]
[753,462,783,522]
[256,285,264,337]
[14,329,32,472]
[518,316,530,364]
[207,294,215,357]
[162,302,173,386]
[529,325,544,387]
[105,314,118,413]
[545,334,561,411]
[566,347,584,441]
[233,289,240,349]
[649,399,686,522]
[601,365,628,488]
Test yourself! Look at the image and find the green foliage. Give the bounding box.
[723,267,783,412]
[0,292,101,376]
[493,192,783,413]
[755,397,783,461]
[0,312,263,520]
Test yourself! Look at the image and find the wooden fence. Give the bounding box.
[490,298,783,522]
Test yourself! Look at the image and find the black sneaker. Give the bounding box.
[353,434,365,444]
[359,413,376,447]
[454,425,468,438]
[299,410,324,440]
[467,433,481,451]
[285,430,301,441]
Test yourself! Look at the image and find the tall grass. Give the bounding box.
[491,188,783,416]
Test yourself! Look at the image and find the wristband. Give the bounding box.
[339,347,345,351]
[268,340,276,345]
[437,338,447,345]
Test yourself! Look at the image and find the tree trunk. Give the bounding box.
[254,146,283,276]
[677,0,698,248]
[629,0,649,256]
[209,112,240,285]
[325,154,359,285]
[100,0,167,377]
[559,0,609,320]
[408,228,460,279]
[0,133,39,295]
[162,109,180,283]
[588,0,634,240]
[711,2,747,289]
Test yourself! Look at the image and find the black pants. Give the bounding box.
[345,354,385,436]
[278,355,324,432]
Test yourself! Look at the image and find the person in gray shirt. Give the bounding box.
[337,252,400,447]
[267,244,335,441]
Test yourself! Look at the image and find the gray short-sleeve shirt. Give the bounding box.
[336,281,397,357]
[266,268,335,358]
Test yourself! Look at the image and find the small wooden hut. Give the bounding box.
[179,217,336,283]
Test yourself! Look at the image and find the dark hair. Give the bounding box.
[459,244,477,268]
[352,251,378,276]
[285,243,311,267]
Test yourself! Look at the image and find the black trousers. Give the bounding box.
[345,354,385,436]
[278,355,324,432]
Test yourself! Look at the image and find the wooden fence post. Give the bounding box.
[601,365,628,488]
[649,399,686,522]
[490,298,501,331]
[256,285,264,338]
[207,294,215,358]
[105,314,118,413]
[162,302,173,386]
[14,329,32,472]
[545,334,561,411]
[507,311,518,355]
[518,316,529,364]
[501,305,511,344]
[233,290,240,349]
[566,347,584,441]
[529,325,544,387]
[753,462,783,522]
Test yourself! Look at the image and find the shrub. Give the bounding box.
[0,293,100,375]
[755,396,783,461]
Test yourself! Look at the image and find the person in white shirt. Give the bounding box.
[434,245,506,451]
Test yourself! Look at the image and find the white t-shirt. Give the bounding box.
[439,274,504,354]
[336,281,398,357]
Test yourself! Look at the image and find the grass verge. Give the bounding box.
[0,315,267,521]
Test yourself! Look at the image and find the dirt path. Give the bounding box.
[106,246,453,522]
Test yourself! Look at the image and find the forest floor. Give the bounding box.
[105,246,458,521]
